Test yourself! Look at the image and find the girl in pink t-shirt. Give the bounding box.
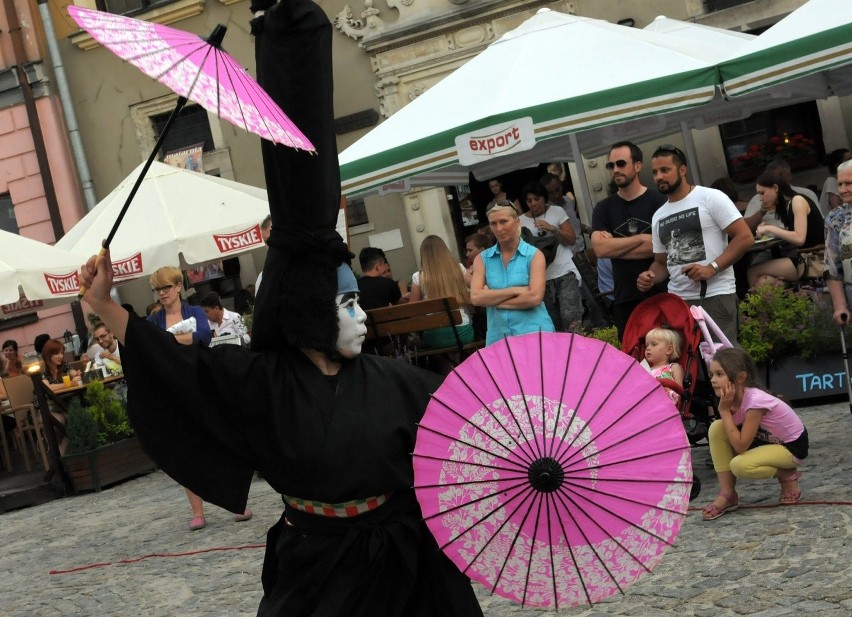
[702,348,808,521]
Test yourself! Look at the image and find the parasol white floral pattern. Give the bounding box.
[414,332,692,608]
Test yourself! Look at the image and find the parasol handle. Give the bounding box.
[77,244,108,300]
[77,96,188,299]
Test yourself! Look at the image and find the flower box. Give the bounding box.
[60,436,156,493]
[730,133,819,183]
[759,354,848,402]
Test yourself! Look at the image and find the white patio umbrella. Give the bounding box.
[0,231,88,317]
[339,8,720,198]
[56,161,270,283]
[719,0,852,99]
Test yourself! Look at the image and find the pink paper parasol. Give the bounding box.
[66,6,314,294]
[413,331,692,608]
[67,5,313,152]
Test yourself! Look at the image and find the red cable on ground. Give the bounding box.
[49,543,266,575]
[48,500,852,574]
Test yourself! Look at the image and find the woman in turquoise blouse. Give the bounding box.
[470,200,554,345]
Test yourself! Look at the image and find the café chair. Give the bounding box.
[1,376,50,472]
[0,401,11,472]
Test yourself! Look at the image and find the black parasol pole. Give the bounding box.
[77,95,188,298]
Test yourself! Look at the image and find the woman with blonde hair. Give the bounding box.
[146,266,251,530]
[410,235,474,348]
[471,200,554,345]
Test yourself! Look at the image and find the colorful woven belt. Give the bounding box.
[282,492,392,518]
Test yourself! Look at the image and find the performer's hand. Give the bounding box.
[80,248,115,311]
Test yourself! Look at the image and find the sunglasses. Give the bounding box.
[604,159,631,170]
[486,199,516,213]
[653,144,687,165]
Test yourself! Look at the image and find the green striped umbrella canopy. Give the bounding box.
[720,0,852,99]
[339,9,719,196]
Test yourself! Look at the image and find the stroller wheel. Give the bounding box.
[684,418,709,444]
[689,475,701,501]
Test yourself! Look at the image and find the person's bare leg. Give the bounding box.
[747,258,798,287]
[186,487,206,529]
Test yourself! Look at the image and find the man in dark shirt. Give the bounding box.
[591,141,667,340]
[357,247,401,310]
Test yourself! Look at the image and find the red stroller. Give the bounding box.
[621,293,721,501]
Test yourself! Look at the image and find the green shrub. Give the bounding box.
[583,325,621,349]
[64,380,133,453]
[738,281,824,363]
[66,398,98,454]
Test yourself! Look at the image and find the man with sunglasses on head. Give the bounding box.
[638,145,754,345]
[591,141,667,339]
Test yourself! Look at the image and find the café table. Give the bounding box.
[52,373,125,398]
[746,236,783,254]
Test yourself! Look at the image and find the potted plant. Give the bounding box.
[582,325,621,350]
[738,281,844,401]
[61,381,156,492]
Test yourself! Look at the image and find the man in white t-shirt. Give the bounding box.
[519,181,584,332]
[92,323,122,373]
[637,145,754,344]
[200,292,251,345]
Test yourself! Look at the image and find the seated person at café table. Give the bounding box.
[92,323,122,373]
[41,338,81,391]
[40,338,75,455]
[746,168,824,288]
[199,292,251,345]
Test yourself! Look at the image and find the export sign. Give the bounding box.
[456,118,535,166]
[214,224,263,254]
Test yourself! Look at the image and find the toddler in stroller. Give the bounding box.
[622,293,723,500]
[644,327,685,407]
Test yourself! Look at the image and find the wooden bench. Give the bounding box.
[364,297,484,368]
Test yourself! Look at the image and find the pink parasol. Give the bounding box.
[67,5,313,152]
[66,6,314,293]
[413,331,692,608]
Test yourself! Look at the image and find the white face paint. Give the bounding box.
[335,293,368,358]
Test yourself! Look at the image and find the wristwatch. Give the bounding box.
[709,261,720,274]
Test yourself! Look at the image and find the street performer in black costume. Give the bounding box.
[79,0,483,615]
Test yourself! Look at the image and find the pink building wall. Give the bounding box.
[0,96,87,356]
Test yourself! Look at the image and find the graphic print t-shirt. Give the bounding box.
[651,186,741,300]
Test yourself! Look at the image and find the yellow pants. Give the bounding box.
[708,420,796,479]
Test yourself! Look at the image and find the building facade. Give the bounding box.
[20,0,851,329]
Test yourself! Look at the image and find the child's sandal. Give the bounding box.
[778,470,802,505]
[702,493,739,521]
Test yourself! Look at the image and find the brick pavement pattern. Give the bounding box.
[1,401,850,616]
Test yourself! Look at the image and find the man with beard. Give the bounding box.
[637,145,753,344]
[591,141,667,339]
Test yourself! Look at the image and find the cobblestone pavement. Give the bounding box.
[1,400,850,616]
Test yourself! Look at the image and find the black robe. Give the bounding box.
[123,317,482,616]
[122,0,483,614]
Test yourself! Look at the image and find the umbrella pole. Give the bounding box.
[78,96,188,298]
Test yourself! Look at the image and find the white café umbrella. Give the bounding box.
[56,161,270,283]
[719,0,852,100]
[338,8,720,197]
[0,231,88,317]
